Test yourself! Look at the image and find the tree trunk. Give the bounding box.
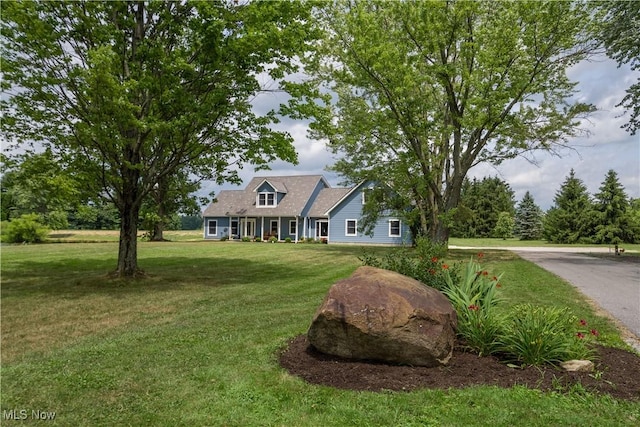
[430,210,450,244]
[151,220,165,241]
[115,159,143,277]
[116,201,141,277]
[150,179,168,241]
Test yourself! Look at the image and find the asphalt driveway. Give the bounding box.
[513,250,640,348]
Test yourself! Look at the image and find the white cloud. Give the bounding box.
[202,56,640,212]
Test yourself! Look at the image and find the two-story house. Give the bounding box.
[202,175,411,245]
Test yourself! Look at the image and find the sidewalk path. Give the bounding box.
[451,246,640,350]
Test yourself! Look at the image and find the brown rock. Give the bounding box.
[307,266,457,367]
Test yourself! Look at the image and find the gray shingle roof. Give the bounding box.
[307,187,352,217]
[202,175,338,217]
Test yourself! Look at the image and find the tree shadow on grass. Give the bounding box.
[1,256,308,297]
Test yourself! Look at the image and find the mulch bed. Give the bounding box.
[279,335,640,401]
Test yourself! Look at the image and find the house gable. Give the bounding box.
[326,180,411,245]
[202,175,411,245]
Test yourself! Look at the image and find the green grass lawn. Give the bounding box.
[1,241,638,426]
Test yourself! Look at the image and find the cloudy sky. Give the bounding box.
[204,55,639,211]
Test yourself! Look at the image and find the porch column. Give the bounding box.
[303,217,307,240]
[278,216,281,241]
[261,217,264,240]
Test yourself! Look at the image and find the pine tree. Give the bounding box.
[593,170,634,247]
[515,191,543,240]
[450,177,515,238]
[543,169,596,243]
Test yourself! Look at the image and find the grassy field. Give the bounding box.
[1,239,639,426]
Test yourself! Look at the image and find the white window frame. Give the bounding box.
[389,219,401,237]
[289,220,297,236]
[316,220,329,238]
[345,219,358,236]
[361,186,373,205]
[207,219,218,236]
[257,192,276,207]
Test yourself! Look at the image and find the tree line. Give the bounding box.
[2,1,637,277]
[450,169,640,244]
[0,150,203,234]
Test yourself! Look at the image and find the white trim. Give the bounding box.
[345,219,358,236]
[289,219,298,236]
[241,218,255,238]
[252,179,283,193]
[388,219,401,237]
[316,219,329,238]
[257,191,276,207]
[324,180,370,216]
[207,219,218,236]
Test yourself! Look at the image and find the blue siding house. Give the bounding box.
[202,175,412,245]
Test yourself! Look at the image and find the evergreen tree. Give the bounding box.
[593,170,636,246]
[515,191,543,240]
[450,177,515,238]
[543,169,596,243]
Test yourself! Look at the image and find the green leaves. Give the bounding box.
[2,0,320,276]
[500,304,594,366]
[307,0,599,242]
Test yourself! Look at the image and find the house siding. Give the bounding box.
[328,182,412,245]
[202,175,411,245]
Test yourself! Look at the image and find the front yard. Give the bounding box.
[1,241,638,426]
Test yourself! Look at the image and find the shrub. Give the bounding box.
[241,236,252,242]
[499,304,594,366]
[284,237,292,243]
[3,214,50,243]
[441,255,504,355]
[441,256,503,313]
[220,235,229,241]
[254,237,262,242]
[359,236,456,291]
[269,236,278,243]
[456,304,505,356]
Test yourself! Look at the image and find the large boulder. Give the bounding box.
[308,266,457,367]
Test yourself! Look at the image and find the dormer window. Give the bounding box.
[258,192,276,207]
[362,187,373,204]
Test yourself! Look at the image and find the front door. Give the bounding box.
[240,218,256,238]
[316,220,328,239]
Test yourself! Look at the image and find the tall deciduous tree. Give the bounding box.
[543,169,595,244]
[2,1,318,276]
[514,191,543,240]
[595,0,640,135]
[307,0,598,243]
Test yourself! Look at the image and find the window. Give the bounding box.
[389,219,401,237]
[207,220,218,236]
[230,220,238,238]
[270,220,278,234]
[289,220,297,236]
[346,219,357,236]
[362,187,373,204]
[258,192,276,207]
